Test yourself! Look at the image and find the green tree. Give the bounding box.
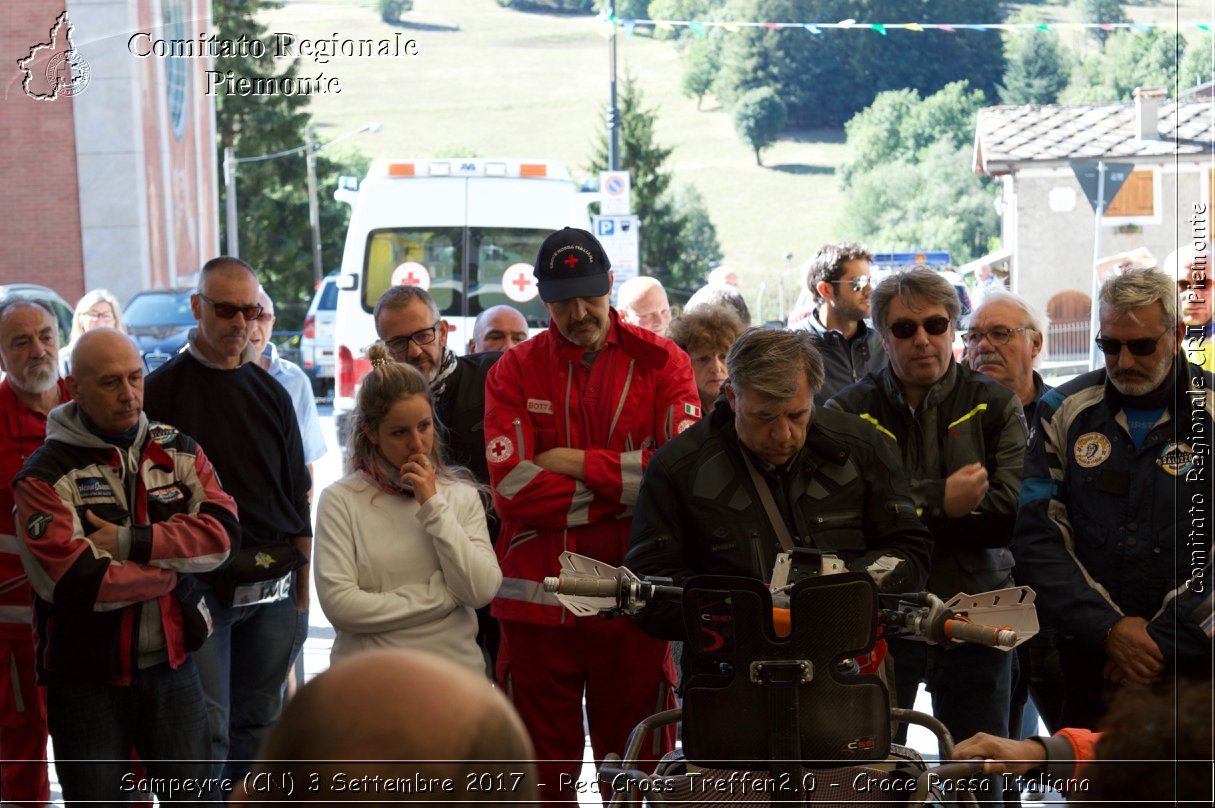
[588,76,720,288]
[1179,33,1214,92]
[999,27,1070,104]
[732,87,787,165]
[839,81,985,188]
[1072,0,1127,48]
[671,185,723,283]
[840,141,998,263]
[376,0,412,23]
[713,0,1004,129]
[213,0,370,329]
[1061,27,1184,102]
[680,37,719,109]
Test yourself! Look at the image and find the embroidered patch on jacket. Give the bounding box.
[147,424,178,445]
[147,484,186,504]
[1157,441,1196,477]
[25,512,52,539]
[678,418,696,434]
[75,476,114,503]
[1073,432,1111,468]
[526,399,554,415]
[684,403,702,417]
[254,552,276,569]
[486,435,514,463]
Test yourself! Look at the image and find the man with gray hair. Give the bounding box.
[827,267,1027,754]
[617,276,673,336]
[1014,267,1212,730]
[627,327,932,659]
[964,291,1063,740]
[684,283,752,327]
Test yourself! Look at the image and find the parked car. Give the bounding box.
[124,289,195,373]
[301,273,338,398]
[0,283,74,347]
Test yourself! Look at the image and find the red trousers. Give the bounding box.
[497,617,676,806]
[0,635,49,807]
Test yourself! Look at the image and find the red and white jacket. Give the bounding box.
[0,379,69,642]
[484,311,701,625]
[13,402,236,684]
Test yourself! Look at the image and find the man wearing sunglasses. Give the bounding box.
[143,257,314,786]
[792,242,886,406]
[1165,245,1214,373]
[826,267,1027,765]
[1014,268,1211,730]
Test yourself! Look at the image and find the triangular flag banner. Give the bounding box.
[905,23,924,32]
[871,23,887,35]
[689,20,705,36]
[804,23,822,34]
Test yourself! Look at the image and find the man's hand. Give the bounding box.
[1103,617,1163,684]
[953,732,1044,776]
[535,448,586,481]
[943,462,988,518]
[84,509,121,557]
[292,535,312,613]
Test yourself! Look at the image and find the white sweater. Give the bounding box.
[314,471,502,674]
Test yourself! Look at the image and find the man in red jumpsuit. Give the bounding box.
[0,298,66,806]
[484,228,702,804]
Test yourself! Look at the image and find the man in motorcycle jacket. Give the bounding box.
[625,327,932,652]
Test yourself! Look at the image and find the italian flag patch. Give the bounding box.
[684,403,701,417]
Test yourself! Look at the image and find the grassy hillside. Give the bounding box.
[264,0,1206,316]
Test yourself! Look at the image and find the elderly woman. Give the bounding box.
[667,305,745,413]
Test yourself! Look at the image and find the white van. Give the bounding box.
[331,157,595,450]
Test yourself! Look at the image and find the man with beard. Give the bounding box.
[791,242,886,406]
[1014,268,1211,729]
[0,298,66,806]
[483,227,701,805]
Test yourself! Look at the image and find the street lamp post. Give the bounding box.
[224,121,382,285]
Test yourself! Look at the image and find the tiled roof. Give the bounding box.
[974,99,1215,175]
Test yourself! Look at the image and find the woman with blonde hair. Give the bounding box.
[63,289,129,375]
[69,289,126,342]
[313,342,501,674]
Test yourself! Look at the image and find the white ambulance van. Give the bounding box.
[331,157,596,451]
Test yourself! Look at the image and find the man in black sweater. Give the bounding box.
[143,257,312,784]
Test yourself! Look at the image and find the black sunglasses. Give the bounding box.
[1094,330,1169,357]
[831,276,873,293]
[889,315,951,340]
[385,322,442,354]
[198,294,263,321]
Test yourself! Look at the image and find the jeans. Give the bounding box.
[193,578,301,783]
[46,658,210,808]
[890,637,1014,748]
[890,638,1016,808]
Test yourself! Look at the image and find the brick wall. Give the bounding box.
[0,0,85,303]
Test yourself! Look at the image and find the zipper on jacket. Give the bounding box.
[512,418,526,458]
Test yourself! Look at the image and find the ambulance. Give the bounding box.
[331,157,596,450]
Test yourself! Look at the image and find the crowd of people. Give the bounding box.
[0,228,1209,806]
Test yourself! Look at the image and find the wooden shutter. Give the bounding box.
[1103,169,1154,218]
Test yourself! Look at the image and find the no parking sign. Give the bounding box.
[600,170,631,216]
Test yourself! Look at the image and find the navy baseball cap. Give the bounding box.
[533,227,612,303]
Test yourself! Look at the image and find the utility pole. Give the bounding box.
[224,146,238,257]
[607,0,620,171]
[305,127,324,286]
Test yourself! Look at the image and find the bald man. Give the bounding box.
[13,328,237,805]
[248,649,539,805]
[1166,245,1214,372]
[468,305,530,354]
[617,276,672,336]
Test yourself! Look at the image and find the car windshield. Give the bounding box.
[124,292,196,327]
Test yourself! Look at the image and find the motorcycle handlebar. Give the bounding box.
[543,574,620,597]
[942,618,1017,648]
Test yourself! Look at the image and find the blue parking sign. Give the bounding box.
[598,219,615,237]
